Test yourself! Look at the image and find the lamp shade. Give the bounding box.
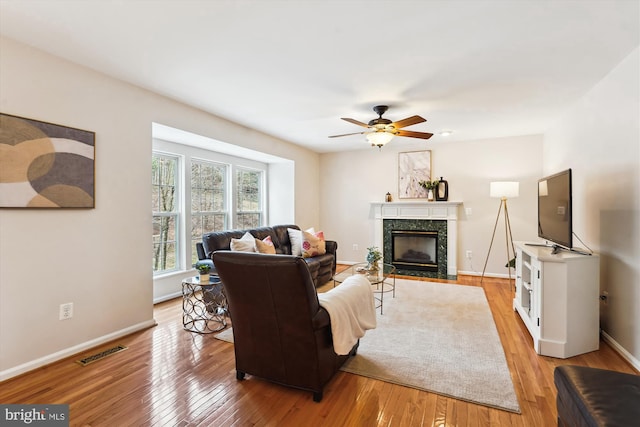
[490,181,519,199]
[366,131,394,147]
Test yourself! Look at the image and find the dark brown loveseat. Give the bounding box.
[198,224,337,287]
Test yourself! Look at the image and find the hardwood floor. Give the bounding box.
[1,268,636,426]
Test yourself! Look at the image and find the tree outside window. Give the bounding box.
[191,160,227,265]
[152,154,179,273]
[236,168,262,229]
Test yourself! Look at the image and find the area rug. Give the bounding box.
[214,327,233,343]
[340,279,520,413]
[213,279,520,413]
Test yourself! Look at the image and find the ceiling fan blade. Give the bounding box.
[392,115,426,129]
[341,118,370,128]
[328,131,366,138]
[396,130,434,139]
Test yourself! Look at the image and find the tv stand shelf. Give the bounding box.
[513,241,600,358]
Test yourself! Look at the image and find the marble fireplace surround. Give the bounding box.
[370,201,462,279]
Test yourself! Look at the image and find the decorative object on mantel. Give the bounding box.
[385,192,392,202]
[481,181,519,284]
[435,176,449,201]
[0,113,96,208]
[197,263,211,282]
[418,179,439,202]
[366,246,382,272]
[398,150,431,199]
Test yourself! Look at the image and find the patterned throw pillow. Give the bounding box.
[255,235,276,254]
[230,231,256,252]
[302,229,326,258]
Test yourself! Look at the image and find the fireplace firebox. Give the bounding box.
[391,230,438,272]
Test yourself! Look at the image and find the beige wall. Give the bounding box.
[319,134,543,275]
[544,47,640,367]
[2,34,637,378]
[0,37,319,379]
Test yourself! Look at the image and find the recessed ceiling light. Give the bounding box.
[439,130,453,137]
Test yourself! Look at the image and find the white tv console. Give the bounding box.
[513,241,600,358]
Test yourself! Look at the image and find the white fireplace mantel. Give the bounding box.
[370,201,462,277]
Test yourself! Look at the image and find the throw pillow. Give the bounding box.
[230,231,256,252]
[255,235,276,254]
[287,228,303,256]
[302,229,326,258]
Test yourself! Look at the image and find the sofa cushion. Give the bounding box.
[288,227,304,256]
[230,231,256,252]
[255,236,276,254]
[302,229,326,258]
[269,224,297,255]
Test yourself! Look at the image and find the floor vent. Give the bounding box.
[76,345,128,367]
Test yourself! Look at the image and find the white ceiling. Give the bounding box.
[1,0,638,153]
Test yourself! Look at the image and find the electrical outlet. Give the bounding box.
[59,302,73,320]
[353,244,358,251]
[465,207,472,216]
[466,250,473,259]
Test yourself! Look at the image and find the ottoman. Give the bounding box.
[554,365,640,427]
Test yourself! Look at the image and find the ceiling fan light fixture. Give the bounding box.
[366,130,394,148]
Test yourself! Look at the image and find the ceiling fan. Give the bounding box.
[329,105,434,148]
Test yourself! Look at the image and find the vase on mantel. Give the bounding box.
[427,189,434,201]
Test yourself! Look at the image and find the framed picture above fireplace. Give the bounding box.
[398,150,431,199]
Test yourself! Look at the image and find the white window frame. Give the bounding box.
[190,158,229,265]
[152,152,182,275]
[234,166,265,229]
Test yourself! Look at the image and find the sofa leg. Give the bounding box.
[236,371,245,381]
[313,391,323,402]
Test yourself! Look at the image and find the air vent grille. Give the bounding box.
[76,345,128,367]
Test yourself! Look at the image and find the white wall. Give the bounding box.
[0,37,320,379]
[544,47,640,367]
[319,135,542,276]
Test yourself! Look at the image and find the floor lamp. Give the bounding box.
[481,181,519,285]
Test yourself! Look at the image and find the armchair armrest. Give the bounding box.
[312,307,331,330]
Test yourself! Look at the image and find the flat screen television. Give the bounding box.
[538,169,572,250]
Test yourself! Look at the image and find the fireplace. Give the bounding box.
[371,201,461,279]
[391,230,438,272]
[383,219,447,277]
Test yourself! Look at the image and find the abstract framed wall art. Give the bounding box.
[0,113,95,208]
[398,150,431,199]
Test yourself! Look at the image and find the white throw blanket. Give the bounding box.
[317,274,377,355]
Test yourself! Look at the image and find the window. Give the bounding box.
[152,154,180,274]
[152,137,269,275]
[235,168,263,229]
[191,160,228,265]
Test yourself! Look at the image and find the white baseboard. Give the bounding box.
[154,291,182,304]
[0,319,157,381]
[601,330,640,372]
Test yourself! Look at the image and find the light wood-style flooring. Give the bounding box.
[1,268,636,426]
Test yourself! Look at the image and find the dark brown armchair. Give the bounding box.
[212,251,358,402]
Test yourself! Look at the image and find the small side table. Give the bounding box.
[182,276,227,333]
[333,262,396,314]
